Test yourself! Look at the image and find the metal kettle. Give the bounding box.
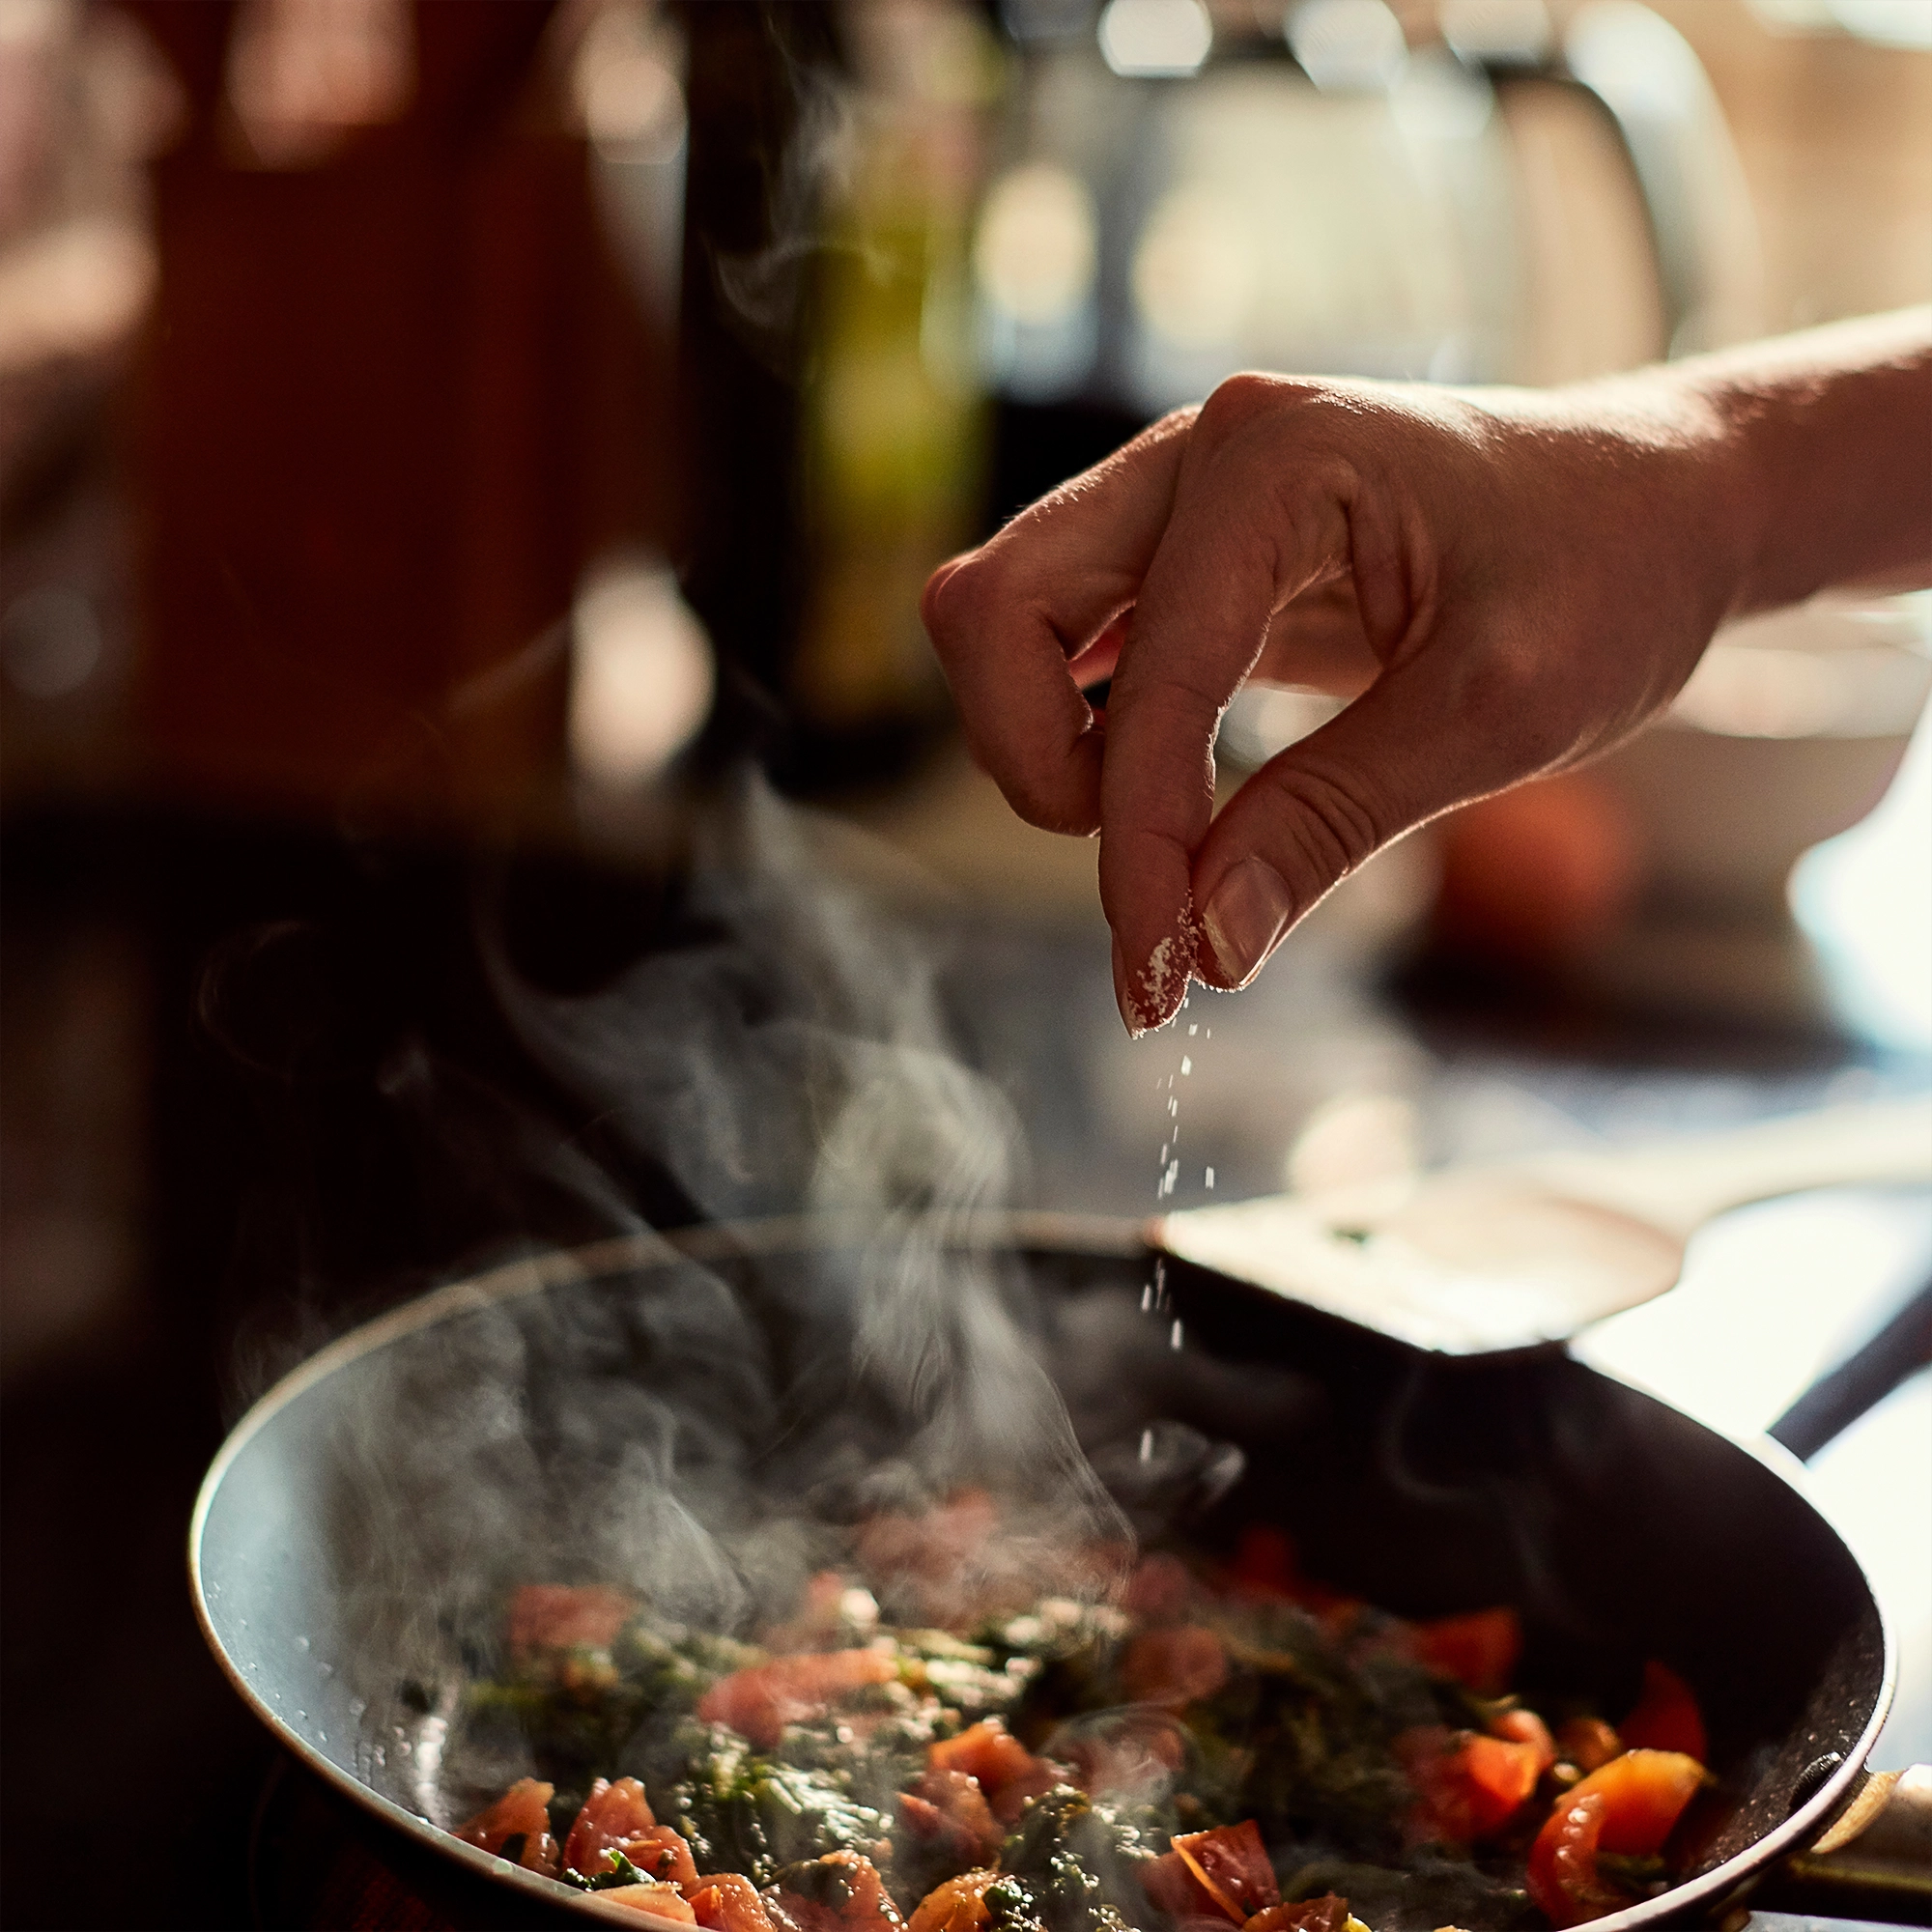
[972,0,1762,447]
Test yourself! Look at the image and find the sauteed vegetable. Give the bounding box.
[445,1513,1709,1931]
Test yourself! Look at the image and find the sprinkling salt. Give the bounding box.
[1141,1283,1152,1311]
[1205,1166,1215,1189]
[1188,1024,1198,1037]
[1180,1056,1191,1076]
[1170,1320,1183,1350]
[1139,1429,1153,1463]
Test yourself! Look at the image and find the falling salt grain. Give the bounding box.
[1188,1023,1198,1037]
[1180,1057,1191,1076]
[1206,1166,1215,1189]
[1141,1282,1153,1311]
[1139,1428,1153,1463]
[1170,1320,1183,1350]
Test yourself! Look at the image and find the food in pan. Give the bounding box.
[446,1512,1709,1931]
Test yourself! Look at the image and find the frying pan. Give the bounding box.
[190,1216,1927,1929]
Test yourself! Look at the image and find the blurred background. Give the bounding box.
[1,1,1928,1925]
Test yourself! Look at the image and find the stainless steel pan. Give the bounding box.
[189,1218,1926,1928]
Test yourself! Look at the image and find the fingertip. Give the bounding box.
[1116,902,1202,1037]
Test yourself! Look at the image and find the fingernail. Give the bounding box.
[1116,917,1198,1037]
[1202,857,1294,988]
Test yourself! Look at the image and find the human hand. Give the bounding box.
[922,371,1742,1032]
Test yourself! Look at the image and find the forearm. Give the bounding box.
[1683,308,1932,613]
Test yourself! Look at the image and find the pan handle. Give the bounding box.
[1749,1279,1932,1921]
[1768,1277,1932,1463]
[1751,1762,1932,1922]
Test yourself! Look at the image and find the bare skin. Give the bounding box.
[921,310,1932,1035]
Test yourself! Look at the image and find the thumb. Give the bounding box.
[1191,641,1539,986]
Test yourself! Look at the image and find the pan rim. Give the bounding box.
[186,1217,1895,1930]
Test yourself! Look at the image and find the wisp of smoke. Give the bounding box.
[319,771,1131,1781]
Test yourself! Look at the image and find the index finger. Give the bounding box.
[921,412,1195,835]
[1100,395,1355,1030]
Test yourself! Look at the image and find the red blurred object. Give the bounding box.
[1619,1661,1709,1763]
[1398,1726,1542,1843]
[1410,1606,1522,1694]
[1491,1706,1558,1774]
[507,1581,637,1660]
[1554,1716,1625,1774]
[696,1649,898,1750]
[1120,1624,1231,1707]
[122,0,663,826]
[1433,772,1641,967]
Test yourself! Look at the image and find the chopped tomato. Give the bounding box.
[564,1776,657,1876]
[928,1719,1036,1787]
[1121,1626,1230,1708]
[690,1875,778,1932]
[769,1851,903,1932]
[697,1650,898,1749]
[1399,1728,1542,1842]
[590,1881,698,1921]
[1172,1821,1279,1922]
[1528,1792,1622,1929]
[507,1585,636,1660]
[1411,1608,1521,1695]
[615,1827,700,1890]
[907,1869,1002,1932]
[455,1776,561,1877]
[1243,1896,1350,1932]
[1227,1527,1299,1601]
[1490,1707,1557,1775]
[1619,1662,1708,1764]
[897,1794,944,1836]
[1577,1749,1706,1855]
[691,1876,777,1932]
[925,1719,1065,1825]
[1062,1711,1188,1804]
[856,1492,1000,1619]
[903,1769,1002,1863]
[1553,1718,1623,1775]
[1141,1850,1231,1924]
[1124,1552,1200,1621]
[1527,1749,1706,1926]
[1224,1529,1355,1618]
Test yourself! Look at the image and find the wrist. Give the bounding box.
[1675,309,1932,613]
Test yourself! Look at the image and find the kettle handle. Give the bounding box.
[1552,1,1759,356]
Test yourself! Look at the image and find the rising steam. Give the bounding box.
[317,772,1135,1789]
